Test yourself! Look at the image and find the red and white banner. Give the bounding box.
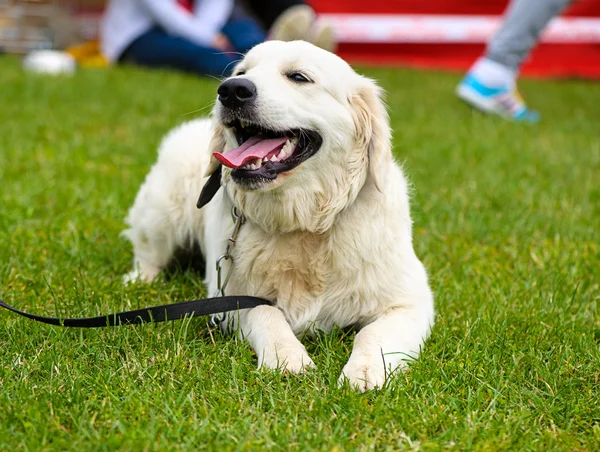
[322,14,600,44]
[71,0,600,79]
[311,0,600,79]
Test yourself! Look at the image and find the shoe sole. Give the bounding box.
[310,21,337,53]
[456,84,540,122]
[455,84,497,114]
[269,5,315,42]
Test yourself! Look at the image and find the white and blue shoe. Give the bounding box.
[456,73,540,122]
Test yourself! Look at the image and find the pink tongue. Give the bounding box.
[213,136,288,168]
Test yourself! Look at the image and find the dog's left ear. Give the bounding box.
[350,78,392,193]
[197,122,226,209]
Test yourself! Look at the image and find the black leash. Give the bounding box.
[0,163,261,329]
[0,296,271,328]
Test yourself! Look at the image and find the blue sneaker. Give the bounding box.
[456,74,540,122]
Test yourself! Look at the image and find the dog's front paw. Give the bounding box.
[123,270,143,285]
[257,343,315,374]
[339,354,394,392]
[123,263,161,284]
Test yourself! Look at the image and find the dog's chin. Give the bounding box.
[220,117,323,191]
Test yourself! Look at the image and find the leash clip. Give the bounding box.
[210,206,246,326]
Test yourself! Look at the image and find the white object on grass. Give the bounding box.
[22,50,76,75]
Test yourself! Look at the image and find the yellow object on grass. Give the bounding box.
[66,40,108,68]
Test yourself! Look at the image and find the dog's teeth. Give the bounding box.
[254,158,262,167]
[262,157,268,163]
[281,138,295,158]
[270,155,277,161]
[279,144,291,160]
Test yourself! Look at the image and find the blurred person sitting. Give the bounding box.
[101,0,264,77]
[101,0,336,78]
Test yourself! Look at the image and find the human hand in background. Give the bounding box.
[211,33,234,52]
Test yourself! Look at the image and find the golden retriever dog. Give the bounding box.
[123,41,434,391]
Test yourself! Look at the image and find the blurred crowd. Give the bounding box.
[99,0,578,122]
[4,0,579,122]
[101,0,335,77]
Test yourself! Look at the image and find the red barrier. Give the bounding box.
[310,0,600,78]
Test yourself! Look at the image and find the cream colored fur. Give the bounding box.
[123,41,434,391]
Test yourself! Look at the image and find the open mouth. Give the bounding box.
[213,118,322,184]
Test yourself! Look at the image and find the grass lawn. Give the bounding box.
[0,56,599,450]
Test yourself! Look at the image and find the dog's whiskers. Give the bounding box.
[220,58,244,79]
[215,51,245,58]
[205,73,227,83]
[181,101,216,118]
[298,128,310,143]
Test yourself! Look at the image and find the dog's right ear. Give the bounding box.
[197,122,226,209]
[204,122,226,178]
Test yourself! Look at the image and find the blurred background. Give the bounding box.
[0,4,598,449]
[1,0,599,78]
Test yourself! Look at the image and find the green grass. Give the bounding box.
[1,56,599,451]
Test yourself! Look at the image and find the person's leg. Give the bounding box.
[121,28,236,77]
[221,17,266,54]
[456,0,574,122]
[487,0,573,71]
[456,0,572,122]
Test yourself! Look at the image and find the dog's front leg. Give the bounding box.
[233,305,314,374]
[340,304,433,392]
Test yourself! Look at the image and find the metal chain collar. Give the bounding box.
[210,206,245,326]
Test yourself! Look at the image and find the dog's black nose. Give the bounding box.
[217,78,257,109]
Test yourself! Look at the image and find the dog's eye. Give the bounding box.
[287,72,311,83]
[236,70,246,76]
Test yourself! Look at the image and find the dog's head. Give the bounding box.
[206,41,392,233]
